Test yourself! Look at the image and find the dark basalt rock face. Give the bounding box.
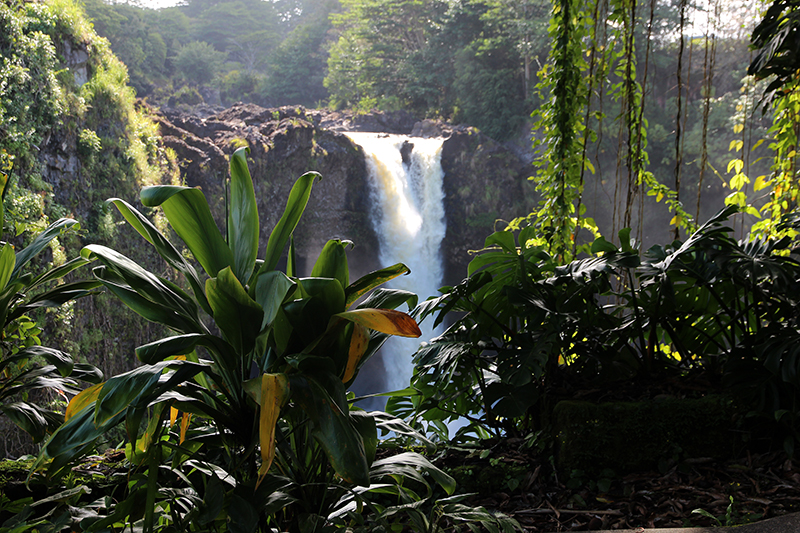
[156,104,380,281]
[156,103,533,286]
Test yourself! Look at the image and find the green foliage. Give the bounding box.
[395,207,800,451]
[0,179,102,443]
[174,40,227,86]
[720,1,800,241]
[261,2,335,106]
[31,148,467,532]
[0,1,63,182]
[526,0,594,261]
[325,0,535,136]
[452,41,526,140]
[327,0,446,111]
[81,0,335,107]
[749,0,800,104]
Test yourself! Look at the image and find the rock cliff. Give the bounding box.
[156,104,534,285]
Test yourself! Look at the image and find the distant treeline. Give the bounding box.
[84,0,771,244]
[83,0,754,138]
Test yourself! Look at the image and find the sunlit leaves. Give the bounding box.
[335,308,422,338]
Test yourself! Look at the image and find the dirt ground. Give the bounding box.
[432,444,800,532]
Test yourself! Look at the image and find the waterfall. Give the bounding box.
[345,132,447,392]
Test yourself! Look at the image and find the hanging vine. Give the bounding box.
[697,0,719,223]
[735,0,800,239]
[527,0,597,261]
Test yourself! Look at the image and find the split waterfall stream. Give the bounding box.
[344,132,447,394]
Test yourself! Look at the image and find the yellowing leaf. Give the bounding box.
[169,407,178,427]
[669,215,679,226]
[335,309,421,338]
[656,191,664,202]
[256,373,289,489]
[180,412,191,444]
[65,383,103,422]
[343,324,369,384]
[754,175,770,192]
[733,123,744,134]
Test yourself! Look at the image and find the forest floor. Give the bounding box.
[432,443,800,532]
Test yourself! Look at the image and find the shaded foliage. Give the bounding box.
[395,206,800,455]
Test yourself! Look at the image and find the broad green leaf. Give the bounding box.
[335,309,422,338]
[253,270,296,329]
[1,402,48,442]
[94,361,176,427]
[36,404,114,479]
[261,171,321,273]
[206,267,264,355]
[287,234,297,277]
[17,346,73,377]
[71,363,103,384]
[356,288,418,312]
[228,495,259,533]
[371,452,456,495]
[590,236,617,255]
[342,324,369,384]
[228,147,259,283]
[618,227,635,253]
[13,218,79,279]
[135,333,208,364]
[311,239,351,289]
[290,375,369,486]
[256,373,290,489]
[0,243,15,291]
[29,256,94,290]
[271,307,293,356]
[31,485,91,506]
[345,263,410,308]
[13,280,102,316]
[83,245,201,329]
[91,266,202,333]
[371,411,435,448]
[350,411,377,465]
[468,250,517,277]
[108,198,211,314]
[140,185,234,278]
[298,277,346,316]
[484,231,517,254]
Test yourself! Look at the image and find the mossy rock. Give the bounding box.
[553,395,742,475]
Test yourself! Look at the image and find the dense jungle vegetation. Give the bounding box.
[82,0,770,245]
[3,0,800,531]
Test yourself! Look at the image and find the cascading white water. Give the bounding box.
[345,132,447,391]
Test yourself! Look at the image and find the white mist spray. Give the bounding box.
[345,132,447,391]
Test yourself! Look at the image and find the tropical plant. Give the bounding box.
[30,147,465,532]
[394,206,800,450]
[0,177,102,444]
